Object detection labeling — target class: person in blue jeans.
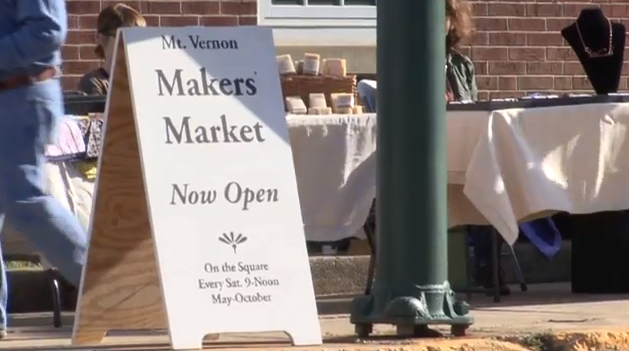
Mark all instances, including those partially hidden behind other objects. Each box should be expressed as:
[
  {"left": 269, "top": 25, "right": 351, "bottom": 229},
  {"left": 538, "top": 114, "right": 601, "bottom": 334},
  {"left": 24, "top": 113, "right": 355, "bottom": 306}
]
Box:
[
  {"left": 357, "top": 0, "right": 509, "bottom": 295},
  {"left": 0, "top": 0, "right": 88, "bottom": 337}
]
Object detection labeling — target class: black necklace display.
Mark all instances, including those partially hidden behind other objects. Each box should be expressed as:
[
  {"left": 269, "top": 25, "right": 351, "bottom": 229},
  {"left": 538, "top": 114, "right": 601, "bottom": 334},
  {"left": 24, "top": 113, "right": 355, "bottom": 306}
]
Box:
[
  {"left": 562, "top": 8, "right": 626, "bottom": 95},
  {"left": 575, "top": 17, "right": 613, "bottom": 58}
]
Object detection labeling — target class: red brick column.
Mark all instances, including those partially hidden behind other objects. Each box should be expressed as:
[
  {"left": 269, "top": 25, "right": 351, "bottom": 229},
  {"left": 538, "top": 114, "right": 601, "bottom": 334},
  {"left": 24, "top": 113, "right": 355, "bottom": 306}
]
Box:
[
  {"left": 62, "top": 0, "right": 257, "bottom": 89},
  {"left": 465, "top": 1, "right": 629, "bottom": 99}
]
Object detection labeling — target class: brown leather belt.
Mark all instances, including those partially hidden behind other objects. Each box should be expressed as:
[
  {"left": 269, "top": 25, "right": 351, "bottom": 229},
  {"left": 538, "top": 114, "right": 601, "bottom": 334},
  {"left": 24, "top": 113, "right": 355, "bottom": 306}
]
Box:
[{"left": 0, "top": 67, "right": 57, "bottom": 93}]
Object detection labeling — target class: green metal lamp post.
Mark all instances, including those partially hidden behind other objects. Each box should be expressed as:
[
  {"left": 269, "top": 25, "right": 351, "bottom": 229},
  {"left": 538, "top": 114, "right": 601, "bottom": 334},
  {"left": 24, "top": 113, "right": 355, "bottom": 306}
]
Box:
[{"left": 349, "top": 0, "right": 474, "bottom": 337}]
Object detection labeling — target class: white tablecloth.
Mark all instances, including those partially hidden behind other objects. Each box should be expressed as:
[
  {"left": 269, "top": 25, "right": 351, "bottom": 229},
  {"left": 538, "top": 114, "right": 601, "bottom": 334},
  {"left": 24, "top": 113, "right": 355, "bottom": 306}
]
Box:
[
  {"left": 291, "top": 103, "right": 629, "bottom": 245},
  {"left": 287, "top": 115, "right": 377, "bottom": 241},
  {"left": 9, "top": 104, "right": 629, "bottom": 250},
  {"left": 464, "top": 103, "right": 629, "bottom": 243}
]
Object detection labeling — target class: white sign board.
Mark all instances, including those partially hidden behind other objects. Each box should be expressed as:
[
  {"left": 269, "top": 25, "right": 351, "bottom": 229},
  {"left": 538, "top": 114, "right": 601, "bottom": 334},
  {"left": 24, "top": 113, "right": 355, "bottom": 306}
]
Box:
[{"left": 120, "top": 27, "right": 321, "bottom": 349}]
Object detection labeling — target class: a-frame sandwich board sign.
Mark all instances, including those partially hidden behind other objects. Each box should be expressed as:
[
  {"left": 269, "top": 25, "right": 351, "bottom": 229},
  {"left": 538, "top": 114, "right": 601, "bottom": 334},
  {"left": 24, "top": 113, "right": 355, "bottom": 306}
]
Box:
[{"left": 72, "top": 26, "right": 322, "bottom": 350}]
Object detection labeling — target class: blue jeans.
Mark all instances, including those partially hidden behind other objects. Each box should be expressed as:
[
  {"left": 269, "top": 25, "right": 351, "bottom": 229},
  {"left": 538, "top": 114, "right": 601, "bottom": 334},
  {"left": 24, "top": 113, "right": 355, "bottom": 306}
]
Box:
[{"left": 0, "top": 78, "right": 88, "bottom": 328}]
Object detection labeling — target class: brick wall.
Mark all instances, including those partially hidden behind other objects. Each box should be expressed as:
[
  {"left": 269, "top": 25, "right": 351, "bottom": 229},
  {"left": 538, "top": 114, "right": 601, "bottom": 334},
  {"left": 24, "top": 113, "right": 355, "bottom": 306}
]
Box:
[
  {"left": 62, "top": 0, "right": 256, "bottom": 89},
  {"left": 464, "top": 1, "right": 629, "bottom": 99},
  {"left": 62, "top": 0, "right": 626, "bottom": 98}
]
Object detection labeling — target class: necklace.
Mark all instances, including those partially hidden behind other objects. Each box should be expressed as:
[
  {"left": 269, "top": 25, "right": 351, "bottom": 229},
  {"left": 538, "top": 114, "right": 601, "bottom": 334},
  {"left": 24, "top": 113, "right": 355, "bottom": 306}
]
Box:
[{"left": 575, "top": 18, "right": 614, "bottom": 58}]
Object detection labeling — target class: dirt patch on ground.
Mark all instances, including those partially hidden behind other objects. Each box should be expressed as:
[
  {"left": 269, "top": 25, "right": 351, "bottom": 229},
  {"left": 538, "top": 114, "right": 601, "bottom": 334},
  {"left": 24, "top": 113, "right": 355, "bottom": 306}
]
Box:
[
  {"left": 330, "top": 338, "right": 533, "bottom": 351},
  {"left": 546, "top": 331, "right": 629, "bottom": 351},
  {"left": 393, "top": 339, "right": 531, "bottom": 350},
  {"left": 337, "top": 331, "right": 629, "bottom": 351},
  {"left": 501, "top": 331, "right": 629, "bottom": 350}
]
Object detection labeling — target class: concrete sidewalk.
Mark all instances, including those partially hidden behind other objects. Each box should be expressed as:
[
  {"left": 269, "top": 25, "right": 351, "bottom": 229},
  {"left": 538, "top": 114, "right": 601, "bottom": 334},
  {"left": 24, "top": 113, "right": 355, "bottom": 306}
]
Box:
[{"left": 2, "top": 283, "right": 629, "bottom": 350}]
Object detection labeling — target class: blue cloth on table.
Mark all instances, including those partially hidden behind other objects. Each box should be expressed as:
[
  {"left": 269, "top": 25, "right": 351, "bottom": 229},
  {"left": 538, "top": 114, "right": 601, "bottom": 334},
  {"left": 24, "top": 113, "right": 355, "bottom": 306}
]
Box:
[{"left": 519, "top": 217, "right": 562, "bottom": 258}]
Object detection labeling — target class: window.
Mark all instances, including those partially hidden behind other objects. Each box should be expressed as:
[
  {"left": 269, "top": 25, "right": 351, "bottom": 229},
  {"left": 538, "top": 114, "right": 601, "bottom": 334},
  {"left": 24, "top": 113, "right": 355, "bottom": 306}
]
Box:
[
  {"left": 260, "top": 0, "right": 376, "bottom": 23},
  {"left": 259, "top": 0, "right": 376, "bottom": 46}
]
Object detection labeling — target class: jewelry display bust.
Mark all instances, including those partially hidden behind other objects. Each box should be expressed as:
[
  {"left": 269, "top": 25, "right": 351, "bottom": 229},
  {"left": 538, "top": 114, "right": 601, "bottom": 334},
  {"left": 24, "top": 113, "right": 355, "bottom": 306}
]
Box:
[{"left": 562, "top": 8, "right": 626, "bottom": 95}]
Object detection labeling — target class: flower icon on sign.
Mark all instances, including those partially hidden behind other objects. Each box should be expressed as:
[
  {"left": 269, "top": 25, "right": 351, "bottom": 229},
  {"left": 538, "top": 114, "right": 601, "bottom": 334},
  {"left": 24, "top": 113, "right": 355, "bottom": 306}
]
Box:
[{"left": 219, "top": 232, "right": 247, "bottom": 253}]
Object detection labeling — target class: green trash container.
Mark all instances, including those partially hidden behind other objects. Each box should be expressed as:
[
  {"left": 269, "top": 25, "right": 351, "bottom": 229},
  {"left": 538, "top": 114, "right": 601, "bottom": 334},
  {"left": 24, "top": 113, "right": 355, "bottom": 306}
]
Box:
[{"left": 448, "top": 227, "right": 469, "bottom": 291}]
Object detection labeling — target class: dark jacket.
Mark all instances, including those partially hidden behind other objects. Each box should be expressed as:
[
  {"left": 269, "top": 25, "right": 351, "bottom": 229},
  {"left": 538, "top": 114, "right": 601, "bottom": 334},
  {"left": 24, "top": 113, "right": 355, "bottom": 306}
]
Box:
[{"left": 447, "top": 50, "right": 478, "bottom": 101}]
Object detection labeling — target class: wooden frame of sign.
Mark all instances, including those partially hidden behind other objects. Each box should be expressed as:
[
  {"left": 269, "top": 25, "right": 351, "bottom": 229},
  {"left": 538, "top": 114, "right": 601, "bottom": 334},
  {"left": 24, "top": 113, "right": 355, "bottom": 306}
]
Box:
[
  {"left": 72, "top": 27, "right": 322, "bottom": 350},
  {"left": 71, "top": 36, "right": 170, "bottom": 346}
]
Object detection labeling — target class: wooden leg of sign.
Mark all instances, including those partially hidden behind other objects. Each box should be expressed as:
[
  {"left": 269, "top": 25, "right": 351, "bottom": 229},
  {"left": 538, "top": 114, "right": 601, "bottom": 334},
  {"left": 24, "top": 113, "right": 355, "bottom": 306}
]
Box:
[
  {"left": 73, "top": 329, "right": 108, "bottom": 345},
  {"left": 72, "top": 41, "right": 167, "bottom": 346},
  {"left": 286, "top": 329, "right": 324, "bottom": 346}
]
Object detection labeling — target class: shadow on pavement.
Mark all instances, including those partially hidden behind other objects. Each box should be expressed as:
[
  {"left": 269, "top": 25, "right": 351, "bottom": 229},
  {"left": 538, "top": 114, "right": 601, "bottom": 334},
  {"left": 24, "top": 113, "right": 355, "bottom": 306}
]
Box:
[{"left": 466, "top": 282, "right": 629, "bottom": 309}]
